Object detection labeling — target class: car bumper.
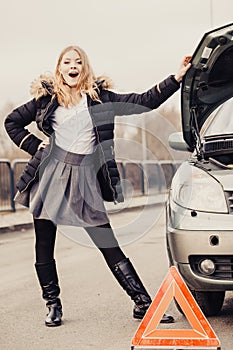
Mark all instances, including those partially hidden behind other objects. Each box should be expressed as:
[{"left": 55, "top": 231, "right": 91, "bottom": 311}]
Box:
[
  {"left": 167, "top": 202, "right": 233, "bottom": 290},
  {"left": 166, "top": 200, "right": 233, "bottom": 291},
  {"left": 176, "top": 262, "right": 233, "bottom": 291}
]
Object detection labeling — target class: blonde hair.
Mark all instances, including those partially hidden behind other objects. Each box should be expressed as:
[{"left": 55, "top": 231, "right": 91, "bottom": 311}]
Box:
[
  {"left": 30, "top": 45, "right": 113, "bottom": 107},
  {"left": 54, "top": 45, "right": 113, "bottom": 107}
]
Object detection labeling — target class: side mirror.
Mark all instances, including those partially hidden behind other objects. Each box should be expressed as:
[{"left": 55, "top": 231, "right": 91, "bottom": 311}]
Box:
[{"left": 168, "top": 132, "right": 190, "bottom": 152}]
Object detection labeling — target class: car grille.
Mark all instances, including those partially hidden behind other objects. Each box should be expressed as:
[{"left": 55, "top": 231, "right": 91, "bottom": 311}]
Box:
[
  {"left": 189, "top": 255, "right": 233, "bottom": 280},
  {"left": 203, "top": 138, "right": 233, "bottom": 155},
  {"left": 224, "top": 191, "right": 233, "bottom": 213}
]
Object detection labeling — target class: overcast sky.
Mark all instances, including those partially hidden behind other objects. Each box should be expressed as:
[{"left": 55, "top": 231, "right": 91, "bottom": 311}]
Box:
[{"left": 0, "top": 0, "right": 233, "bottom": 109}]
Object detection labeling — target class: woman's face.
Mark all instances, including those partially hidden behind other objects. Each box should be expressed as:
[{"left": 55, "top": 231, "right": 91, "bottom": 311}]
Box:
[{"left": 59, "top": 49, "right": 82, "bottom": 88}]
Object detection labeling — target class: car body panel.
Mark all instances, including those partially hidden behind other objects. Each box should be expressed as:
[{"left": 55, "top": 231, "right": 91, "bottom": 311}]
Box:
[
  {"left": 211, "top": 170, "right": 233, "bottom": 190},
  {"left": 167, "top": 226, "right": 233, "bottom": 263}
]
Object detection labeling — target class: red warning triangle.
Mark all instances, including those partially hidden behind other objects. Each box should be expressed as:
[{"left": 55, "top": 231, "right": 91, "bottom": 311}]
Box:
[{"left": 131, "top": 266, "right": 221, "bottom": 349}]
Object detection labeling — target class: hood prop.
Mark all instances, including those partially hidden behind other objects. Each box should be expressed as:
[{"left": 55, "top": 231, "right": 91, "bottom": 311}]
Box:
[{"left": 190, "top": 107, "right": 203, "bottom": 160}]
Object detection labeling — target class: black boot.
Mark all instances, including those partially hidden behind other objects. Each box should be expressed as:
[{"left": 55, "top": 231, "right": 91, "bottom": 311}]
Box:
[
  {"left": 35, "top": 259, "right": 63, "bottom": 327},
  {"left": 112, "top": 258, "right": 174, "bottom": 323}
]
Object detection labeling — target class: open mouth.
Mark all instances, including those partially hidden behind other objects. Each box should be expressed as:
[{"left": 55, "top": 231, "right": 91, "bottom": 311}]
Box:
[{"left": 68, "top": 72, "right": 79, "bottom": 78}]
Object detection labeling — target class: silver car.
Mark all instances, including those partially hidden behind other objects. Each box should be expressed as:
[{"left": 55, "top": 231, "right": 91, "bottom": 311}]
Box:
[{"left": 166, "top": 23, "right": 233, "bottom": 316}]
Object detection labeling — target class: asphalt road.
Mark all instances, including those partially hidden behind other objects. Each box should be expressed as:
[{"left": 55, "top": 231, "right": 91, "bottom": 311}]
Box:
[{"left": 1, "top": 205, "right": 233, "bottom": 350}]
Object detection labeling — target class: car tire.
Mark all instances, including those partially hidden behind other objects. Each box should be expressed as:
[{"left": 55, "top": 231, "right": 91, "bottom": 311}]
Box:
[
  {"left": 191, "top": 290, "right": 225, "bottom": 316},
  {"left": 174, "top": 290, "right": 225, "bottom": 316},
  {"left": 174, "top": 299, "right": 184, "bottom": 315}
]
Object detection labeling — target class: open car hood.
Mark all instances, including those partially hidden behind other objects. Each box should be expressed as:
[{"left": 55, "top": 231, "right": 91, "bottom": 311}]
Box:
[{"left": 181, "top": 23, "right": 233, "bottom": 151}]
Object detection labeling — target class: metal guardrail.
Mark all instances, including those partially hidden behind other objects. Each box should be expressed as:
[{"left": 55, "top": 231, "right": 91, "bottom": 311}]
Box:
[
  {"left": 0, "top": 159, "right": 15, "bottom": 212},
  {"left": 0, "top": 158, "right": 182, "bottom": 212}
]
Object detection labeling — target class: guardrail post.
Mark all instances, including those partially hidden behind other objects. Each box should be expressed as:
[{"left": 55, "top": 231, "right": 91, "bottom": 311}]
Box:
[
  {"left": 140, "top": 163, "right": 145, "bottom": 195},
  {"left": 9, "top": 164, "right": 16, "bottom": 212}
]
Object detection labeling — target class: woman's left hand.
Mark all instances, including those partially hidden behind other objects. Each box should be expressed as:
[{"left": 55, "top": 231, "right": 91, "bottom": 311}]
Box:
[
  {"left": 37, "top": 137, "right": 50, "bottom": 150},
  {"left": 174, "top": 56, "right": 192, "bottom": 83}
]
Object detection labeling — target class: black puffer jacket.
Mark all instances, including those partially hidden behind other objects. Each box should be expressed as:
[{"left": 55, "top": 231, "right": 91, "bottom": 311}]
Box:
[{"left": 4, "top": 76, "right": 180, "bottom": 202}]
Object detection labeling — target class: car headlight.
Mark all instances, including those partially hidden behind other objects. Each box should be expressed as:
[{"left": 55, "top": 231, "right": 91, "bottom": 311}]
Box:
[{"left": 171, "top": 162, "right": 228, "bottom": 213}]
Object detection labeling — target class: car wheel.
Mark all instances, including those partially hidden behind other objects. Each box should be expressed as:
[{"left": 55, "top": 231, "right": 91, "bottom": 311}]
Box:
[
  {"left": 174, "top": 290, "right": 225, "bottom": 316},
  {"left": 174, "top": 299, "right": 184, "bottom": 315},
  {"left": 191, "top": 290, "right": 225, "bottom": 316}
]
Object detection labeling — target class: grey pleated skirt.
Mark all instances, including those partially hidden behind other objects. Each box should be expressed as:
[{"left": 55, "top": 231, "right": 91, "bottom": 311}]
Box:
[{"left": 15, "top": 145, "right": 109, "bottom": 227}]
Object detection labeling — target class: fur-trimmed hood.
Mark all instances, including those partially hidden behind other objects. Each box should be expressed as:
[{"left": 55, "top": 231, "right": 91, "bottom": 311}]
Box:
[
  {"left": 30, "top": 74, "right": 114, "bottom": 99},
  {"left": 30, "top": 74, "right": 55, "bottom": 99}
]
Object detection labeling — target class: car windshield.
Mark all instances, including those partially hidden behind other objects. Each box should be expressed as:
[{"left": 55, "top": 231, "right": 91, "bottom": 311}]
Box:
[{"left": 203, "top": 97, "right": 233, "bottom": 137}]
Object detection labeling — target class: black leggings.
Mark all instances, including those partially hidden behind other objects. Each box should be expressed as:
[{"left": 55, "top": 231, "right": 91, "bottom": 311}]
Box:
[{"left": 34, "top": 219, "right": 126, "bottom": 269}]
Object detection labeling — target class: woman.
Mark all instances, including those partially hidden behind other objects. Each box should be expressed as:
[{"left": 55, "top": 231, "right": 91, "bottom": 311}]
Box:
[{"left": 5, "top": 46, "right": 191, "bottom": 327}]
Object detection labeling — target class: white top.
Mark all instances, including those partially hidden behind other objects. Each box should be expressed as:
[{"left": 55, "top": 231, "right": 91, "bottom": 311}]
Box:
[{"left": 51, "top": 93, "right": 96, "bottom": 154}]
